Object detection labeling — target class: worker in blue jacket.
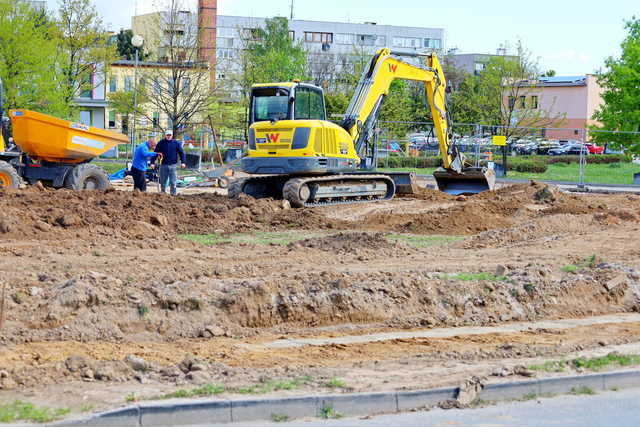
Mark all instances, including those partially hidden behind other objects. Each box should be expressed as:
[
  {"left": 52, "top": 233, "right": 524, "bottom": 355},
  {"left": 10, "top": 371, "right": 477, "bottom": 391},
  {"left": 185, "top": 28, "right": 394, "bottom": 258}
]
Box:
[
  {"left": 154, "top": 129, "right": 186, "bottom": 195},
  {"left": 131, "top": 137, "right": 159, "bottom": 192}
]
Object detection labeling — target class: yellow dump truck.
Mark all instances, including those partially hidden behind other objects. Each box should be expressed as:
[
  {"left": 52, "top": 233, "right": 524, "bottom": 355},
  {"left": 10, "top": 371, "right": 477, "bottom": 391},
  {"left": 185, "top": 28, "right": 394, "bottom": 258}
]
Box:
[{"left": 0, "top": 109, "right": 128, "bottom": 190}]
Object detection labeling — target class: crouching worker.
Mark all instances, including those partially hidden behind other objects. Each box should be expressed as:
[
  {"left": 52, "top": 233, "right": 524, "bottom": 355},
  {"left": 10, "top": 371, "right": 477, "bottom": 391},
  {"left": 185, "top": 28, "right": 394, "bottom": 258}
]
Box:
[{"left": 131, "top": 137, "right": 159, "bottom": 192}]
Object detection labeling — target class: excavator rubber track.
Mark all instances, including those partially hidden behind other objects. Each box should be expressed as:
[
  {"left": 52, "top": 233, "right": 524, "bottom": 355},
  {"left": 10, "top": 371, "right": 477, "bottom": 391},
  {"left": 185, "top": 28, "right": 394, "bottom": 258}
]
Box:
[{"left": 230, "top": 174, "right": 396, "bottom": 208}]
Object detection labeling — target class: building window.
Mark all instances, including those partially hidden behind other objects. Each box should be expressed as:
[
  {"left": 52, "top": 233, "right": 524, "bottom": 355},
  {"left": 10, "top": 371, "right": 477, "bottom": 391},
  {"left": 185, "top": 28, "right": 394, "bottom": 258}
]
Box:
[
  {"left": 218, "top": 37, "right": 234, "bottom": 48},
  {"left": 424, "top": 38, "right": 442, "bottom": 49},
  {"left": 241, "top": 28, "right": 261, "bottom": 40},
  {"left": 79, "top": 110, "right": 92, "bottom": 126},
  {"left": 153, "top": 112, "right": 160, "bottom": 128},
  {"left": 392, "top": 36, "right": 421, "bottom": 48},
  {"left": 80, "top": 73, "right": 93, "bottom": 98},
  {"left": 167, "top": 117, "right": 173, "bottom": 130},
  {"left": 518, "top": 95, "right": 526, "bottom": 109},
  {"left": 121, "top": 116, "right": 129, "bottom": 134},
  {"left": 474, "top": 62, "right": 485, "bottom": 75},
  {"left": 124, "top": 76, "right": 133, "bottom": 92},
  {"left": 376, "top": 35, "right": 386, "bottom": 46},
  {"left": 289, "top": 30, "right": 295, "bottom": 40},
  {"left": 216, "top": 27, "right": 237, "bottom": 38},
  {"left": 357, "top": 34, "right": 376, "bottom": 46},
  {"left": 335, "top": 33, "right": 354, "bottom": 44},
  {"left": 508, "top": 96, "right": 516, "bottom": 109},
  {"left": 531, "top": 95, "right": 538, "bottom": 109},
  {"left": 304, "top": 32, "right": 333, "bottom": 43},
  {"left": 108, "top": 110, "right": 116, "bottom": 128},
  {"left": 153, "top": 78, "right": 161, "bottom": 95},
  {"left": 109, "top": 77, "right": 117, "bottom": 92},
  {"left": 182, "top": 77, "right": 190, "bottom": 95},
  {"left": 216, "top": 48, "right": 234, "bottom": 59}
]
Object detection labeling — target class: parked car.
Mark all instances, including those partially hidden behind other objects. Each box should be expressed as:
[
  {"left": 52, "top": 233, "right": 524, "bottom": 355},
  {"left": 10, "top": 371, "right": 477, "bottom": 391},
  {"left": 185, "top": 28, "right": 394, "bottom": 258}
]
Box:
[
  {"left": 584, "top": 143, "right": 604, "bottom": 154},
  {"left": 537, "top": 140, "right": 560, "bottom": 155},
  {"left": 549, "top": 144, "right": 589, "bottom": 156}
]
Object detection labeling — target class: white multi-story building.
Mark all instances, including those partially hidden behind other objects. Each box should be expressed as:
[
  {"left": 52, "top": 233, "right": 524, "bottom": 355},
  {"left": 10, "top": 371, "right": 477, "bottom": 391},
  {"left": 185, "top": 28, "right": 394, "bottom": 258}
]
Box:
[{"left": 216, "top": 16, "right": 445, "bottom": 94}]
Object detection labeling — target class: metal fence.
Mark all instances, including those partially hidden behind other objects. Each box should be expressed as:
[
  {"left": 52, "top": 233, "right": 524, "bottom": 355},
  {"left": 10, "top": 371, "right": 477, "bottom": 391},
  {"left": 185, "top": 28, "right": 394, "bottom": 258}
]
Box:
[{"left": 375, "top": 120, "right": 640, "bottom": 187}]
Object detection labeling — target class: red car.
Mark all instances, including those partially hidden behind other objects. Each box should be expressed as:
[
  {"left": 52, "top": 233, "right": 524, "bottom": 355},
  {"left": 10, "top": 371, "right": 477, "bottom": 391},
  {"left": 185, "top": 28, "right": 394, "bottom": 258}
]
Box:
[{"left": 584, "top": 143, "right": 604, "bottom": 154}]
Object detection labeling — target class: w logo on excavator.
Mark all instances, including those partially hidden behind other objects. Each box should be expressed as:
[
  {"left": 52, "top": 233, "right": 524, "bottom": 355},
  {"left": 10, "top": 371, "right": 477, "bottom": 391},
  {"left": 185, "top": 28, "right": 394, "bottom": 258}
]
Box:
[
  {"left": 388, "top": 64, "right": 398, "bottom": 73},
  {"left": 266, "top": 133, "right": 280, "bottom": 143}
]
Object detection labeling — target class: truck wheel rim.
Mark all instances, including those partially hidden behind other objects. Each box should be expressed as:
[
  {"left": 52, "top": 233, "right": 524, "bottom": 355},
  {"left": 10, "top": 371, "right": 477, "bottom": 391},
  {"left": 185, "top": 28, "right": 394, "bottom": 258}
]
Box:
[
  {"left": 0, "top": 173, "right": 11, "bottom": 188},
  {"left": 84, "top": 178, "right": 99, "bottom": 190}
]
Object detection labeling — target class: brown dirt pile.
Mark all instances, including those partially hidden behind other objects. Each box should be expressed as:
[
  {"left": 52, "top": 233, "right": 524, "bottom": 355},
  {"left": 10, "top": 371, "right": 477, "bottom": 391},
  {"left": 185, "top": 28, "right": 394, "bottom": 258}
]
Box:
[
  {"left": 360, "top": 182, "right": 639, "bottom": 235},
  {"left": 0, "top": 187, "right": 348, "bottom": 240},
  {"left": 3, "top": 260, "right": 638, "bottom": 347}
]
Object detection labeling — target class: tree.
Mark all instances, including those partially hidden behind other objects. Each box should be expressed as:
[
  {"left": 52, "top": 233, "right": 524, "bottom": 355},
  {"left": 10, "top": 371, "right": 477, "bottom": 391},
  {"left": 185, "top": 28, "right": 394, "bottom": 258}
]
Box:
[
  {"left": 0, "top": 0, "right": 68, "bottom": 116},
  {"left": 541, "top": 70, "right": 556, "bottom": 77},
  {"left": 115, "top": 29, "right": 150, "bottom": 61},
  {"left": 450, "top": 41, "right": 565, "bottom": 139},
  {"left": 56, "top": 0, "right": 116, "bottom": 108},
  {"left": 240, "top": 17, "right": 307, "bottom": 87},
  {"left": 591, "top": 17, "right": 640, "bottom": 153}
]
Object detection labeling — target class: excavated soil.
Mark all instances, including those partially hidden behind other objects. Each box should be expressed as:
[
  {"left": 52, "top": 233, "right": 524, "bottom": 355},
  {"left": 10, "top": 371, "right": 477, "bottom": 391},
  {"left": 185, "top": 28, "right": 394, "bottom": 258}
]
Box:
[{"left": 0, "top": 181, "right": 640, "bottom": 416}]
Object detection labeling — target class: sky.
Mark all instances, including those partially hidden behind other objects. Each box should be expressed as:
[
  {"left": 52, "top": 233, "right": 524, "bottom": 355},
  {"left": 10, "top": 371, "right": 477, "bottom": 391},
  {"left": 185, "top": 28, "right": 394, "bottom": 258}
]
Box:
[{"left": 45, "top": 0, "right": 638, "bottom": 75}]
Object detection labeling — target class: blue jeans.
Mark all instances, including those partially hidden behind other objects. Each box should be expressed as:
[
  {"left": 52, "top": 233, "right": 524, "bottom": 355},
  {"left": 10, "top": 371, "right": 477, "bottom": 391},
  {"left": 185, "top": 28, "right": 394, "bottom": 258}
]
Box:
[{"left": 159, "top": 164, "right": 178, "bottom": 195}]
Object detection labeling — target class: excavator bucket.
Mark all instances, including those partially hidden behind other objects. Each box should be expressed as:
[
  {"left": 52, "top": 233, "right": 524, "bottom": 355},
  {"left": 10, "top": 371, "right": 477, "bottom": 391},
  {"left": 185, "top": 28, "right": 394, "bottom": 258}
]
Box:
[
  {"left": 433, "top": 168, "right": 496, "bottom": 195},
  {"left": 384, "top": 171, "right": 418, "bottom": 194}
]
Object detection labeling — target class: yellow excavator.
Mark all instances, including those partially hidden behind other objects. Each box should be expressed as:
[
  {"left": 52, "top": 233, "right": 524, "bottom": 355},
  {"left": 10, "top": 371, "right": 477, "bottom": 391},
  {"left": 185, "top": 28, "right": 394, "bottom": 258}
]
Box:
[{"left": 229, "top": 48, "right": 495, "bottom": 207}]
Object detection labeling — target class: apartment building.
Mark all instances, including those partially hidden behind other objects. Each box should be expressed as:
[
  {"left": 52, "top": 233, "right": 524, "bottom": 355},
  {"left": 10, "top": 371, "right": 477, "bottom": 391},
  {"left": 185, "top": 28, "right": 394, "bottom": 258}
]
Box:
[
  {"left": 216, "top": 16, "right": 444, "bottom": 93},
  {"left": 450, "top": 52, "right": 519, "bottom": 75},
  {"left": 510, "top": 75, "right": 604, "bottom": 140}
]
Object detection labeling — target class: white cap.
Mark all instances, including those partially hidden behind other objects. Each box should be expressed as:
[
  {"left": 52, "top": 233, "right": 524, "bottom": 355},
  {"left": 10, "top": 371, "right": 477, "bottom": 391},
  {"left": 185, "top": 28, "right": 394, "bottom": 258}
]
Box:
[{"left": 165, "top": 130, "right": 174, "bottom": 136}]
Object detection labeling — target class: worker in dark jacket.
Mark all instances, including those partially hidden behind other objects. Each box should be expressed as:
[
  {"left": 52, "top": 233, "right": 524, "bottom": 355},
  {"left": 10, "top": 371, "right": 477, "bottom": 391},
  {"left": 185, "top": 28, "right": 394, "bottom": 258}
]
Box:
[
  {"left": 131, "top": 137, "right": 159, "bottom": 192},
  {"left": 154, "top": 129, "right": 186, "bottom": 195}
]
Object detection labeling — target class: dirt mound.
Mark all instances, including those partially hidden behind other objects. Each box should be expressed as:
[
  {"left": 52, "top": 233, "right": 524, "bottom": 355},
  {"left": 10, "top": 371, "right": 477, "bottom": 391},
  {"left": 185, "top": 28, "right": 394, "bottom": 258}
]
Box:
[
  {"left": 358, "top": 182, "right": 639, "bottom": 235},
  {"left": 404, "top": 186, "right": 457, "bottom": 202},
  {"left": 290, "top": 232, "right": 412, "bottom": 257},
  {"left": 0, "top": 187, "right": 349, "bottom": 241}
]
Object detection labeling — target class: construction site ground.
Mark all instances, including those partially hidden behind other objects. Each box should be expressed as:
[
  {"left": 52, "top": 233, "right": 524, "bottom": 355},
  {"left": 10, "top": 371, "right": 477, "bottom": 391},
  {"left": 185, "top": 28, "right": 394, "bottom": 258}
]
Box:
[{"left": 0, "top": 181, "right": 639, "bottom": 421}]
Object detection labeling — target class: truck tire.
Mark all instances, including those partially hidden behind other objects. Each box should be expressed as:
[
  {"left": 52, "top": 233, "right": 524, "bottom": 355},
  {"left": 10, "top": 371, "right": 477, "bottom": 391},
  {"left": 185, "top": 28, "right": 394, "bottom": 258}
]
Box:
[
  {"left": 64, "top": 163, "right": 110, "bottom": 190},
  {"left": 217, "top": 176, "right": 229, "bottom": 189},
  {"left": 227, "top": 178, "right": 246, "bottom": 199},
  {"left": 0, "top": 160, "right": 21, "bottom": 189}
]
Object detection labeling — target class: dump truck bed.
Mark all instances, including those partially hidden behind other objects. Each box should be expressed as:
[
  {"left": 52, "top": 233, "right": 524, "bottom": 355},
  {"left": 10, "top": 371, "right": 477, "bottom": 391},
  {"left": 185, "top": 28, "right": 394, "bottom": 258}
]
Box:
[{"left": 9, "top": 109, "right": 128, "bottom": 164}]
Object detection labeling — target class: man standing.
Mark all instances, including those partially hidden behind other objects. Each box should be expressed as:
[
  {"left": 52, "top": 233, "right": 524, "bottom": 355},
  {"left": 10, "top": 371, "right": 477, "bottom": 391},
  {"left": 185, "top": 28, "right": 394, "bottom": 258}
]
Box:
[
  {"left": 155, "top": 129, "right": 186, "bottom": 195},
  {"left": 131, "top": 137, "right": 159, "bottom": 192}
]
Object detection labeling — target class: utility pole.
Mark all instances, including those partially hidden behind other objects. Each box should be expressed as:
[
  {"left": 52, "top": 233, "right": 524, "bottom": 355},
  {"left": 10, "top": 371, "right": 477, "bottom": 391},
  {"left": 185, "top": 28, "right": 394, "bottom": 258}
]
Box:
[{"left": 290, "top": 0, "right": 294, "bottom": 20}]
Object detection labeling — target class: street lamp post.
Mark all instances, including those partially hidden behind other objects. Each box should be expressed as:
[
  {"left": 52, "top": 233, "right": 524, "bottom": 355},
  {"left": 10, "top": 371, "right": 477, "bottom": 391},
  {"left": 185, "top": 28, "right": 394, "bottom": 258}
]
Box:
[{"left": 131, "top": 34, "right": 144, "bottom": 159}]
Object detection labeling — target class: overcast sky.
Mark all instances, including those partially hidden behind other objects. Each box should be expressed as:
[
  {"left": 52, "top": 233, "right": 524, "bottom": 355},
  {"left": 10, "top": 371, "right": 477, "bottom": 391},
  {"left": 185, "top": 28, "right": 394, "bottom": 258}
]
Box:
[{"left": 45, "top": 0, "right": 637, "bottom": 75}]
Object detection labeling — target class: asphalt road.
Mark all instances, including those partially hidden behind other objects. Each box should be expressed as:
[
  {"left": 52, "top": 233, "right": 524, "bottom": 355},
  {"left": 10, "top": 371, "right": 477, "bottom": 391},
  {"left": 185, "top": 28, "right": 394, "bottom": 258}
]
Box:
[{"left": 219, "top": 387, "right": 640, "bottom": 427}]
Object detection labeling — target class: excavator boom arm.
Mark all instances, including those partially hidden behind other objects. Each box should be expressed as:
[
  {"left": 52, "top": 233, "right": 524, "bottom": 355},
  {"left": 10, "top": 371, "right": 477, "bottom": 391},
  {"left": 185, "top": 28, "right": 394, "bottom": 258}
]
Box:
[{"left": 341, "top": 48, "right": 462, "bottom": 172}]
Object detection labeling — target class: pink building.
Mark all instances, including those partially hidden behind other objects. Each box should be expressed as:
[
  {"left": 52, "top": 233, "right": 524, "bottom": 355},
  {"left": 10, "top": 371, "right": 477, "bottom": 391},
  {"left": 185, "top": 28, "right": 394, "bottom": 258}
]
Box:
[{"left": 512, "top": 75, "right": 604, "bottom": 141}]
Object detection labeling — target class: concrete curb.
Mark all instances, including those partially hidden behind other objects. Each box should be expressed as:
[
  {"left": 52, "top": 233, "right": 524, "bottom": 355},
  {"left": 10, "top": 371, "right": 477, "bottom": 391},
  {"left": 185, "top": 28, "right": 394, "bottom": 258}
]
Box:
[{"left": 49, "top": 369, "right": 640, "bottom": 426}]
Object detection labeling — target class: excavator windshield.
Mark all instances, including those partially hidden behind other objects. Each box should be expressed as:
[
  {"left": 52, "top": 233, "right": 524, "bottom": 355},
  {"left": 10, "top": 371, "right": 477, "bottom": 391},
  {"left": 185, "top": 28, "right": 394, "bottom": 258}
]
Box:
[{"left": 250, "top": 87, "right": 290, "bottom": 124}]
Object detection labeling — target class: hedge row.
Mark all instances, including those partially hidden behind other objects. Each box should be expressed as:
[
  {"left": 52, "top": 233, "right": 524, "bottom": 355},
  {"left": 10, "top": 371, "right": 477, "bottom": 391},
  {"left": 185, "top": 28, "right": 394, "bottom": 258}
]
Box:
[
  {"left": 523, "top": 154, "right": 631, "bottom": 165},
  {"left": 377, "top": 156, "right": 548, "bottom": 173}
]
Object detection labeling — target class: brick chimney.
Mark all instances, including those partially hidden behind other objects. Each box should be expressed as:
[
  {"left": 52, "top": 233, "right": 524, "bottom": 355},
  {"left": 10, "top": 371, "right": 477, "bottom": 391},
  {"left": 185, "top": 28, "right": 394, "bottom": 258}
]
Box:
[{"left": 198, "top": 0, "right": 217, "bottom": 87}]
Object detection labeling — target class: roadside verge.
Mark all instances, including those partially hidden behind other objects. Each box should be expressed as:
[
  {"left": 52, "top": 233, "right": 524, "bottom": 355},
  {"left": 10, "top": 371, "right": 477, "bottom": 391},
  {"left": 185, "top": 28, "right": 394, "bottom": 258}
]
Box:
[{"left": 50, "top": 369, "right": 640, "bottom": 426}]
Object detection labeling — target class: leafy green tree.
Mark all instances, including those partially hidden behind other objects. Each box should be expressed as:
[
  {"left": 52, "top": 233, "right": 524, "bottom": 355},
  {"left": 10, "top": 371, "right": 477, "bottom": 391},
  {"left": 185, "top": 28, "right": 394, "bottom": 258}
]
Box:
[
  {"left": 241, "top": 17, "right": 307, "bottom": 86},
  {"left": 115, "top": 29, "right": 150, "bottom": 61},
  {"left": 0, "top": 0, "right": 67, "bottom": 116},
  {"left": 450, "top": 41, "right": 565, "bottom": 139},
  {"left": 55, "top": 0, "right": 116, "bottom": 108},
  {"left": 591, "top": 17, "right": 640, "bottom": 153}
]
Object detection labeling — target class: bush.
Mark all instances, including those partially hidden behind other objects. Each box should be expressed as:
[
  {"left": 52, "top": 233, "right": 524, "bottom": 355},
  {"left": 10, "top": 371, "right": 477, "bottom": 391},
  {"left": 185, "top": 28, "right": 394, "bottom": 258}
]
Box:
[
  {"left": 525, "top": 154, "right": 631, "bottom": 165},
  {"left": 493, "top": 158, "right": 548, "bottom": 173},
  {"left": 377, "top": 156, "right": 442, "bottom": 169}
]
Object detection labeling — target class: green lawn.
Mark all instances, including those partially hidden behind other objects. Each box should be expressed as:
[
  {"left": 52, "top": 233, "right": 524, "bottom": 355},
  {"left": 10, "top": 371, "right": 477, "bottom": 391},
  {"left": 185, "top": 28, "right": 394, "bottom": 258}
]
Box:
[
  {"left": 180, "top": 232, "right": 463, "bottom": 249},
  {"left": 382, "top": 162, "right": 639, "bottom": 185}
]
